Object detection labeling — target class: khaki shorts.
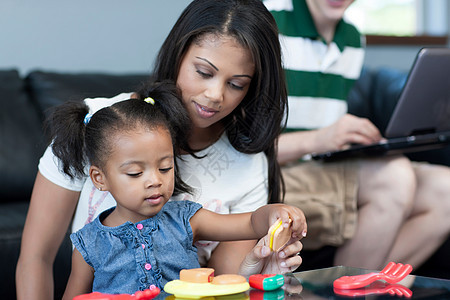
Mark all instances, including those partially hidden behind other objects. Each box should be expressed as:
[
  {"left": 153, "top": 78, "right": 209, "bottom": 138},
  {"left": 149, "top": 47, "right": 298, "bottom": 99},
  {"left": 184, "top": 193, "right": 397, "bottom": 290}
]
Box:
[{"left": 282, "top": 159, "right": 359, "bottom": 250}]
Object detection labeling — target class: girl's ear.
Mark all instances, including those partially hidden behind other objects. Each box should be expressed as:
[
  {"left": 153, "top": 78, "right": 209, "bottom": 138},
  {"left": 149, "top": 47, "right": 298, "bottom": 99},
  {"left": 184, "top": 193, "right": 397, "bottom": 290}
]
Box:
[{"left": 90, "top": 166, "right": 107, "bottom": 191}]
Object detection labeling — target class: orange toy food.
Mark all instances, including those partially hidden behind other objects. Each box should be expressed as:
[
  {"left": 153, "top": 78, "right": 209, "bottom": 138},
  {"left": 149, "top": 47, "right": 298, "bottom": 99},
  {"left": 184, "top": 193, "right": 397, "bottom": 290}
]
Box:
[
  {"left": 180, "top": 268, "right": 215, "bottom": 283},
  {"left": 212, "top": 274, "right": 247, "bottom": 285},
  {"left": 269, "top": 218, "right": 292, "bottom": 252}
]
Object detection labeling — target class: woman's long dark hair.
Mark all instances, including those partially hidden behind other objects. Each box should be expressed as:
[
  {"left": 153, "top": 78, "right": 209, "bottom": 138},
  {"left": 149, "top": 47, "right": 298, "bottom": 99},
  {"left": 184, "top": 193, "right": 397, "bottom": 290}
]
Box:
[{"left": 152, "top": 0, "right": 287, "bottom": 203}]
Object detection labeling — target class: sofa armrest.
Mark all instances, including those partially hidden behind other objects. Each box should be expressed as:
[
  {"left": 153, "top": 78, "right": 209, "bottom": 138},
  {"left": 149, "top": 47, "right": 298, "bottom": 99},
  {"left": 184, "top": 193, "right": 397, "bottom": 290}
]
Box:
[{"left": 0, "top": 70, "right": 45, "bottom": 203}]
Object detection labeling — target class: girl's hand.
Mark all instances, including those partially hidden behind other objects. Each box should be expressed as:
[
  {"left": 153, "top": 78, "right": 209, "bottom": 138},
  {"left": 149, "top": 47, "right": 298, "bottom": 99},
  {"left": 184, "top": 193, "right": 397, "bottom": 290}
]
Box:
[
  {"left": 238, "top": 234, "right": 303, "bottom": 276},
  {"left": 268, "top": 204, "right": 307, "bottom": 241}
]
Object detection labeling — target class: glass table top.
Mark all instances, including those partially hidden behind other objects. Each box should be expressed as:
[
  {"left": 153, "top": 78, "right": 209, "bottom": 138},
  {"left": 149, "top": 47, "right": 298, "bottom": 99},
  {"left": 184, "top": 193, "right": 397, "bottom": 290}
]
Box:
[
  {"left": 158, "top": 266, "right": 450, "bottom": 299},
  {"left": 289, "top": 266, "right": 450, "bottom": 299}
]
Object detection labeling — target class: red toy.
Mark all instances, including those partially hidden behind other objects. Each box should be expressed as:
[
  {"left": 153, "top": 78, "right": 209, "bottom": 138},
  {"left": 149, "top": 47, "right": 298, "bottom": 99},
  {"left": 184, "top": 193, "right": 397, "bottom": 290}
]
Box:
[
  {"left": 72, "top": 286, "right": 160, "bottom": 300},
  {"left": 334, "top": 281, "right": 413, "bottom": 298},
  {"left": 249, "top": 274, "right": 284, "bottom": 291},
  {"left": 333, "top": 262, "right": 413, "bottom": 290}
]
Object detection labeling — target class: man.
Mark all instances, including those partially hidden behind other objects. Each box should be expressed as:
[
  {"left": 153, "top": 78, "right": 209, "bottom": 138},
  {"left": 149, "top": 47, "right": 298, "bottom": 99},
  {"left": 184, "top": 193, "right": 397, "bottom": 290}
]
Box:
[{"left": 265, "top": 0, "right": 450, "bottom": 270}]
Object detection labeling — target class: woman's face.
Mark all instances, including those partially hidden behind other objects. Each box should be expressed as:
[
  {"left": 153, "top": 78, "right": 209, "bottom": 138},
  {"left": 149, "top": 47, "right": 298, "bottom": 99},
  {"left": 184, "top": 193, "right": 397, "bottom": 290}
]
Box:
[{"left": 176, "top": 34, "right": 255, "bottom": 130}]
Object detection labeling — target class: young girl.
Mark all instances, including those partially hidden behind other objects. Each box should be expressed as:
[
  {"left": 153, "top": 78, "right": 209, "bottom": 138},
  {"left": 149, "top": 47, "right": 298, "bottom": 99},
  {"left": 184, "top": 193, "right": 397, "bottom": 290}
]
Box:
[
  {"left": 17, "top": 1, "right": 300, "bottom": 298},
  {"left": 49, "top": 82, "right": 306, "bottom": 298}
]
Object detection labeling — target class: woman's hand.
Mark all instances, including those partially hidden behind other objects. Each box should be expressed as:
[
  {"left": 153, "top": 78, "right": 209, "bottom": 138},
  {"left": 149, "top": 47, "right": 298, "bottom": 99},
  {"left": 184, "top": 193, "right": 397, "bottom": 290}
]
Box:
[{"left": 238, "top": 234, "right": 303, "bottom": 276}]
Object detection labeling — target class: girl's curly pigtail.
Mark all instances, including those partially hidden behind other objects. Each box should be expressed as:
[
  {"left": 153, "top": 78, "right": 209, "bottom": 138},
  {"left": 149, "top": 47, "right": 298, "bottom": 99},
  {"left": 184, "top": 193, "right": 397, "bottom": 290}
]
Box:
[{"left": 45, "top": 101, "right": 90, "bottom": 179}]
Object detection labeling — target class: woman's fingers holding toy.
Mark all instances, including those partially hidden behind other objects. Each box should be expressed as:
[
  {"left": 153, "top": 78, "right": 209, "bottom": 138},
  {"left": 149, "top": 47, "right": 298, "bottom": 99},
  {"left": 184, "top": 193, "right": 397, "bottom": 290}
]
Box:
[
  {"left": 278, "top": 240, "right": 303, "bottom": 273},
  {"left": 279, "top": 239, "right": 303, "bottom": 259},
  {"left": 238, "top": 235, "right": 272, "bottom": 277}
]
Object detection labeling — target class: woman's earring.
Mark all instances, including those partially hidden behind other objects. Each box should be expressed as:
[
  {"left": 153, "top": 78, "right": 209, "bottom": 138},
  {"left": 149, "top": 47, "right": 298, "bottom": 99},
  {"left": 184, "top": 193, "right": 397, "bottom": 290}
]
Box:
[{"left": 98, "top": 187, "right": 102, "bottom": 191}]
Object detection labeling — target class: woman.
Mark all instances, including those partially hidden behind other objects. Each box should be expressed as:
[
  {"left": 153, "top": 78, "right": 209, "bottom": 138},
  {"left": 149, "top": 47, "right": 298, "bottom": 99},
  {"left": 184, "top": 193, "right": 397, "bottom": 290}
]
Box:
[{"left": 16, "top": 1, "right": 303, "bottom": 299}]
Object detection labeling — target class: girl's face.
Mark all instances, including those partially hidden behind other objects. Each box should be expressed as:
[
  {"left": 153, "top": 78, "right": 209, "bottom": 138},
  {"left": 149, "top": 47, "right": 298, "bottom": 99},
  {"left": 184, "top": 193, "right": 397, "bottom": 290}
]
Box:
[
  {"left": 176, "top": 34, "right": 255, "bottom": 131},
  {"left": 95, "top": 125, "right": 175, "bottom": 223}
]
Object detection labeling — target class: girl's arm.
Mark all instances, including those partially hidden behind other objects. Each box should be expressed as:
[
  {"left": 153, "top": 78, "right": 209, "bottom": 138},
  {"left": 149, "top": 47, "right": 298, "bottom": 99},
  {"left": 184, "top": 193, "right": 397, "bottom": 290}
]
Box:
[
  {"left": 62, "top": 249, "right": 94, "bottom": 300},
  {"left": 16, "top": 172, "right": 80, "bottom": 300},
  {"left": 191, "top": 204, "right": 306, "bottom": 244},
  {"left": 190, "top": 210, "right": 255, "bottom": 242}
]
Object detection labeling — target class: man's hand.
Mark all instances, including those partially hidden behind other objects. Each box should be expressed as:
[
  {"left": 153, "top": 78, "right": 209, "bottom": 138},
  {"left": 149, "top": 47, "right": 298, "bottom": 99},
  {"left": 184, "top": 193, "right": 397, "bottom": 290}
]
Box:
[{"left": 314, "top": 114, "right": 382, "bottom": 153}]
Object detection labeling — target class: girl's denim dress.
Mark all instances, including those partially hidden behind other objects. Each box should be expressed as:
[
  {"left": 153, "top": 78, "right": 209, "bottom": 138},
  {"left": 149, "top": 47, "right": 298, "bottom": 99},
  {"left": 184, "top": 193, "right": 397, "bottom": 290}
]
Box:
[{"left": 70, "top": 200, "right": 202, "bottom": 294}]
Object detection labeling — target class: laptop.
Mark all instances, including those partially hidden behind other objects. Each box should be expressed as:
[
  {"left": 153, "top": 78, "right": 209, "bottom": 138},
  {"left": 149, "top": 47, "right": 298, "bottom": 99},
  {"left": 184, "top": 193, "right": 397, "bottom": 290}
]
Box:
[{"left": 312, "top": 47, "right": 450, "bottom": 162}]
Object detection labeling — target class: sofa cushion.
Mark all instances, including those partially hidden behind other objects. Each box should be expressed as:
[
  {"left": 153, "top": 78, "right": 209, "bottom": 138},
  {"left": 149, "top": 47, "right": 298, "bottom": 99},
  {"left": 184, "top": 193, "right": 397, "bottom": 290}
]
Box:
[
  {"left": 347, "top": 67, "right": 376, "bottom": 120},
  {"left": 26, "top": 70, "right": 151, "bottom": 120},
  {"left": 0, "top": 70, "right": 45, "bottom": 203},
  {"left": 348, "top": 67, "right": 407, "bottom": 130},
  {"left": 0, "top": 202, "right": 72, "bottom": 299},
  {"left": 369, "top": 67, "right": 407, "bottom": 133}
]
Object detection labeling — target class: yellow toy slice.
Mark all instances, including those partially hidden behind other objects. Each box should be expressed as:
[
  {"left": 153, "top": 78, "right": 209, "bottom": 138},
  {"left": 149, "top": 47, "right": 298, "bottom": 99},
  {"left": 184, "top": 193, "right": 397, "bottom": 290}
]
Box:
[
  {"left": 164, "top": 269, "right": 250, "bottom": 299},
  {"left": 164, "top": 280, "right": 249, "bottom": 299},
  {"left": 268, "top": 218, "right": 292, "bottom": 252}
]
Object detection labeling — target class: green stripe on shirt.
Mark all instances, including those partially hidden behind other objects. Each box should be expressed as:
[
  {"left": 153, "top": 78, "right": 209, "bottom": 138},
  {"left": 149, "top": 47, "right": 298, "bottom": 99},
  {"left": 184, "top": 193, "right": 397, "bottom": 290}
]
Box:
[{"left": 286, "top": 70, "right": 357, "bottom": 100}]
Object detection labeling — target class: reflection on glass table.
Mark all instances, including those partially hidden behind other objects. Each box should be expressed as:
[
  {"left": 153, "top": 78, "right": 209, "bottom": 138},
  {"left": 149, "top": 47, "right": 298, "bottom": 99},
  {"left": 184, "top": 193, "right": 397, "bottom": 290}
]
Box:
[
  {"left": 289, "top": 266, "right": 450, "bottom": 299},
  {"left": 155, "top": 266, "right": 450, "bottom": 300}
]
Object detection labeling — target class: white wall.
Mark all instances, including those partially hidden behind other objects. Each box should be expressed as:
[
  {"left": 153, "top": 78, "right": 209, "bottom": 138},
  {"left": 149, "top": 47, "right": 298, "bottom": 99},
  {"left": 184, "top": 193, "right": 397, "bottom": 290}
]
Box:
[
  {"left": 0, "top": 0, "right": 191, "bottom": 75},
  {"left": 1, "top": 0, "right": 448, "bottom": 76},
  {"left": 364, "top": 0, "right": 450, "bottom": 72},
  {"left": 365, "top": 46, "right": 433, "bottom": 72}
]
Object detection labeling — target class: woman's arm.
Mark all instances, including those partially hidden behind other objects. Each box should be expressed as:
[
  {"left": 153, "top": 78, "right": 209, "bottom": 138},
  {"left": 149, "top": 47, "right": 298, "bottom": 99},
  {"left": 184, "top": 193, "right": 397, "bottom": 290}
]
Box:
[
  {"left": 62, "top": 249, "right": 94, "bottom": 300},
  {"left": 208, "top": 238, "right": 303, "bottom": 275},
  {"left": 208, "top": 240, "right": 257, "bottom": 274},
  {"left": 16, "top": 172, "right": 80, "bottom": 300}
]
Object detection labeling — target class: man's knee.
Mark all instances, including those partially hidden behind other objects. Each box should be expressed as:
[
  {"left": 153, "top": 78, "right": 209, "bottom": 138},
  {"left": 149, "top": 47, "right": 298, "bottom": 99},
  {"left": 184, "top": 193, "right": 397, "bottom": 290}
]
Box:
[{"left": 359, "top": 156, "right": 416, "bottom": 213}]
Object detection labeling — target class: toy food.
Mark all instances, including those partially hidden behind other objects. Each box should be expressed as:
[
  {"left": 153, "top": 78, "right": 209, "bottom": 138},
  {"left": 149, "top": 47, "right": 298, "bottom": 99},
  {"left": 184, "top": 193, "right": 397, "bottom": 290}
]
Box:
[
  {"left": 180, "top": 267, "right": 215, "bottom": 283},
  {"left": 164, "top": 268, "right": 250, "bottom": 299},
  {"left": 249, "top": 274, "right": 284, "bottom": 291},
  {"left": 268, "top": 218, "right": 292, "bottom": 252},
  {"left": 212, "top": 274, "right": 247, "bottom": 285},
  {"left": 72, "top": 286, "right": 160, "bottom": 300}
]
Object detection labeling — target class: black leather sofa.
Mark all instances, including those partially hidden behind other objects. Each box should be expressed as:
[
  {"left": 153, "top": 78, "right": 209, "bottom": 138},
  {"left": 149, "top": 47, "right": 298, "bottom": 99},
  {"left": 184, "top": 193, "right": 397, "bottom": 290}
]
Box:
[
  {"left": 0, "top": 69, "right": 149, "bottom": 299},
  {"left": 1, "top": 68, "right": 449, "bottom": 299}
]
